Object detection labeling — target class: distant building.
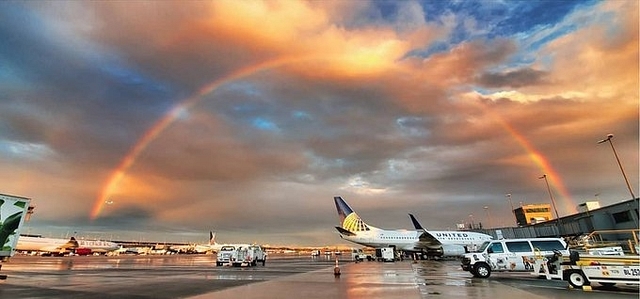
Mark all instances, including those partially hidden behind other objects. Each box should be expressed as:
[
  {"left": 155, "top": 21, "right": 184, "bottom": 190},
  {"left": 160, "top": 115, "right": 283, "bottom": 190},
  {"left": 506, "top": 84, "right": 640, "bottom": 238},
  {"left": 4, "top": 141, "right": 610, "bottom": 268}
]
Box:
[
  {"left": 514, "top": 203, "right": 552, "bottom": 225},
  {"left": 577, "top": 201, "right": 601, "bottom": 212}
]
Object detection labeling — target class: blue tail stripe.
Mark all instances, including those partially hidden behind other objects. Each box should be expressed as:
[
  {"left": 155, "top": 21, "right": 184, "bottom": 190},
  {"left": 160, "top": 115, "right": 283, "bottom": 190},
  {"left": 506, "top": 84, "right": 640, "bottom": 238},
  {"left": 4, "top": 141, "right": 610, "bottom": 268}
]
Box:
[{"left": 334, "top": 196, "right": 354, "bottom": 222}]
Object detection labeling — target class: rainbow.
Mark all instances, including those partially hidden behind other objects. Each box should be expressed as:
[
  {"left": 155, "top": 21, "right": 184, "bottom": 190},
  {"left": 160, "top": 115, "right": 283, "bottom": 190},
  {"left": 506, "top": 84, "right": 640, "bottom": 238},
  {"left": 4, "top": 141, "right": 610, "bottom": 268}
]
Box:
[
  {"left": 90, "top": 56, "right": 316, "bottom": 220},
  {"left": 486, "top": 105, "right": 577, "bottom": 215},
  {"left": 90, "top": 56, "right": 577, "bottom": 219}
]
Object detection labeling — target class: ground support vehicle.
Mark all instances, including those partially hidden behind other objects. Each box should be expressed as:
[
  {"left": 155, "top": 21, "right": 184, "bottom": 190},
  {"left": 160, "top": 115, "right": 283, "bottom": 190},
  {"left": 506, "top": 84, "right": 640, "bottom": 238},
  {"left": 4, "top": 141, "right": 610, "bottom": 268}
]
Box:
[
  {"left": 533, "top": 250, "right": 640, "bottom": 290},
  {"left": 375, "top": 247, "right": 395, "bottom": 262},
  {"left": 0, "top": 193, "right": 33, "bottom": 280},
  {"left": 461, "top": 237, "right": 569, "bottom": 278},
  {"left": 247, "top": 245, "right": 267, "bottom": 266},
  {"left": 216, "top": 245, "right": 237, "bottom": 266},
  {"left": 230, "top": 245, "right": 267, "bottom": 267},
  {"left": 351, "top": 248, "right": 373, "bottom": 262}
]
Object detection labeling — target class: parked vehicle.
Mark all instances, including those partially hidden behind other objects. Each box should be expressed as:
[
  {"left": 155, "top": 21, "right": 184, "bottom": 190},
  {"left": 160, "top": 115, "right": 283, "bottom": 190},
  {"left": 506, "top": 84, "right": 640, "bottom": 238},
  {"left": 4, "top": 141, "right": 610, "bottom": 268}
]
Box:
[
  {"left": 351, "top": 248, "right": 373, "bottom": 261},
  {"left": 230, "top": 245, "right": 267, "bottom": 267},
  {"left": 533, "top": 250, "right": 640, "bottom": 288},
  {"left": 375, "top": 247, "right": 395, "bottom": 262},
  {"left": 216, "top": 245, "right": 237, "bottom": 266},
  {"left": 247, "top": 245, "right": 267, "bottom": 266},
  {"left": 460, "top": 237, "right": 569, "bottom": 278}
]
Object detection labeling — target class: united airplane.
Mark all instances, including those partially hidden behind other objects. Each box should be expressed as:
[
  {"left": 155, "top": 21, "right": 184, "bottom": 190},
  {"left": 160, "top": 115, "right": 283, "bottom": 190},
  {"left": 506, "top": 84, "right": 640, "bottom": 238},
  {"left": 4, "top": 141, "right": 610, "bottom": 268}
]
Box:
[{"left": 334, "top": 196, "right": 492, "bottom": 258}]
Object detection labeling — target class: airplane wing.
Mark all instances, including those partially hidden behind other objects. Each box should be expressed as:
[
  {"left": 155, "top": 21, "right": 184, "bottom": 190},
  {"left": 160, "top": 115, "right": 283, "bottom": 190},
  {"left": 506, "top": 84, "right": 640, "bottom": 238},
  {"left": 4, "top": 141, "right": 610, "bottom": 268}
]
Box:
[{"left": 409, "top": 214, "right": 442, "bottom": 247}]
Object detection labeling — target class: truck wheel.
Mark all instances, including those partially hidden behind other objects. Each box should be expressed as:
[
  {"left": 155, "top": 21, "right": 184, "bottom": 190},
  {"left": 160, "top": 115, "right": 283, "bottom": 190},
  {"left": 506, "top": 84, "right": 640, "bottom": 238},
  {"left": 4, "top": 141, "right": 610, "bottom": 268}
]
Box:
[
  {"left": 216, "top": 262, "right": 221, "bottom": 266},
  {"left": 473, "top": 263, "right": 491, "bottom": 278},
  {"left": 567, "top": 271, "right": 589, "bottom": 288}
]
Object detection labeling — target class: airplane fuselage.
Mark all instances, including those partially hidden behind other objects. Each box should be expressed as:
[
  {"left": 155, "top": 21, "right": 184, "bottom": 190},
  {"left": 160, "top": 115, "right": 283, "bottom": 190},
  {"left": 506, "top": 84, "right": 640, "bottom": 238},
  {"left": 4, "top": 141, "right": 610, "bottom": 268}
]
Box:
[
  {"left": 340, "top": 227, "right": 491, "bottom": 252},
  {"left": 17, "top": 235, "right": 119, "bottom": 253}
]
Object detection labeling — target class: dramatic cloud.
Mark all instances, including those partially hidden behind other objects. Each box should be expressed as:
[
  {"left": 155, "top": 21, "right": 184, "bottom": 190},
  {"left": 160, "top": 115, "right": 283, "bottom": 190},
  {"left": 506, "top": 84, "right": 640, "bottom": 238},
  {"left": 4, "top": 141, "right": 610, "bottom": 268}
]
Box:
[{"left": 0, "top": 0, "right": 637, "bottom": 245}]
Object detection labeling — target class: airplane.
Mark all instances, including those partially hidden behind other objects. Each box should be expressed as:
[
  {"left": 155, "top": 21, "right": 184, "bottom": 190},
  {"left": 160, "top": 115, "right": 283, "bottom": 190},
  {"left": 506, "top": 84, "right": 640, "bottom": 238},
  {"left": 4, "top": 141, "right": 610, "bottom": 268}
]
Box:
[
  {"left": 182, "top": 231, "right": 252, "bottom": 254},
  {"left": 191, "top": 231, "right": 221, "bottom": 253},
  {"left": 333, "top": 196, "right": 493, "bottom": 258},
  {"left": 16, "top": 234, "right": 120, "bottom": 256}
]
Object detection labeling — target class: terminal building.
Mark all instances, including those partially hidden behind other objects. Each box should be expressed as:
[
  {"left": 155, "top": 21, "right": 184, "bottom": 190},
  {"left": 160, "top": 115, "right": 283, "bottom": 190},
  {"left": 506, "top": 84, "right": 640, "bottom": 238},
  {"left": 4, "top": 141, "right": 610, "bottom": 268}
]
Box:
[
  {"left": 476, "top": 198, "right": 639, "bottom": 250},
  {"left": 514, "top": 203, "right": 552, "bottom": 225}
]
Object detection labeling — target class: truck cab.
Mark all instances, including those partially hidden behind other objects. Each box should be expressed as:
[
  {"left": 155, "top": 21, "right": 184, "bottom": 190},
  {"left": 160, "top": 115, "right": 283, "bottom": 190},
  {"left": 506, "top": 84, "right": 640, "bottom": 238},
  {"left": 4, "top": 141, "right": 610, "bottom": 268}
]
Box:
[{"left": 461, "top": 237, "right": 569, "bottom": 278}]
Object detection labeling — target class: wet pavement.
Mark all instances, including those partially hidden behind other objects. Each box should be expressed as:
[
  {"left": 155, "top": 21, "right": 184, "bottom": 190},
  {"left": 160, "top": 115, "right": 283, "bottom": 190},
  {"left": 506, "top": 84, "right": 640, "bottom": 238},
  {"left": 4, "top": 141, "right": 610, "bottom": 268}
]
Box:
[{"left": 0, "top": 254, "right": 637, "bottom": 298}]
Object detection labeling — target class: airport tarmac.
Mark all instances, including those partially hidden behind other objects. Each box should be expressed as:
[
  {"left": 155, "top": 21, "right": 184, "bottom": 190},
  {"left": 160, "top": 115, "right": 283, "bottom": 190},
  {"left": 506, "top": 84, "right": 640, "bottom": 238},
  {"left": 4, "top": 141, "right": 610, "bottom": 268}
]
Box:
[{"left": 0, "top": 254, "right": 637, "bottom": 298}]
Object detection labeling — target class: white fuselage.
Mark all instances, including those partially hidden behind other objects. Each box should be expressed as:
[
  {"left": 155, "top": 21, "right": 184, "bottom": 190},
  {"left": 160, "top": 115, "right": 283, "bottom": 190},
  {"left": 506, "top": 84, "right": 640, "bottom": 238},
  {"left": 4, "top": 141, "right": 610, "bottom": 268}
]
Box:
[
  {"left": 341, "top": 227, "right": 491, "bottom": 252},
  {"left": 16, "top": 236, "right": 119, "bottom": 253}
]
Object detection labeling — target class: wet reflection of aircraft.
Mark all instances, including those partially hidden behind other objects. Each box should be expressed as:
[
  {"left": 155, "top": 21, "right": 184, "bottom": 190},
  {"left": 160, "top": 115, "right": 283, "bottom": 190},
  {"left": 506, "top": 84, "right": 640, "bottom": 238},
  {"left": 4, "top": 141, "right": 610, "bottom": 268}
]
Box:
[
  {"left": 17, "top": 235, "right": 119, "bottom": 255},
  {"left": 334, "top": 196, "right": 492, "bottom": 258}
]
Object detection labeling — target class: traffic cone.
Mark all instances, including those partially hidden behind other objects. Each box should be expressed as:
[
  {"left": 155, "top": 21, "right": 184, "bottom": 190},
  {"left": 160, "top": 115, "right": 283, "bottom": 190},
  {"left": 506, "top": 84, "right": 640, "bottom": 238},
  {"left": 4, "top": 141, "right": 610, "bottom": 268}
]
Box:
[{"left": 334, "top": 258, "right": 341, "bottom": 276}]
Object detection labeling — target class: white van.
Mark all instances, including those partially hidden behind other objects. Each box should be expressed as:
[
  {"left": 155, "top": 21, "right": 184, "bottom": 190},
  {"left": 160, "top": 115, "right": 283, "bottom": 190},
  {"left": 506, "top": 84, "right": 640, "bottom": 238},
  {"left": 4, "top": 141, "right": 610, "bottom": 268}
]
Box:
[{"left": 460, "top": 237, "right": 569, "bottom": 278}]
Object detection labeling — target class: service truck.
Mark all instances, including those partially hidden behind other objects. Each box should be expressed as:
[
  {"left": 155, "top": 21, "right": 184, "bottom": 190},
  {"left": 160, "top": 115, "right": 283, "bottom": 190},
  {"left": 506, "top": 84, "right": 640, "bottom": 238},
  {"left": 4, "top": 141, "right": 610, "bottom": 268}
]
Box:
[
  {"left": 230, "top": 245, "right": 267, "bottom": 267},
  {"left": 0, "top": 193, "right": 33, "bottom": 280},
  {"left": 351, "top": 248, "right": 373, "bottom": 262},
  {"left": 532, "top": 250, "right": 640, "bottom": 289},
  {"left": 375, "top": 247, "right": 395, "bottom": 262}
]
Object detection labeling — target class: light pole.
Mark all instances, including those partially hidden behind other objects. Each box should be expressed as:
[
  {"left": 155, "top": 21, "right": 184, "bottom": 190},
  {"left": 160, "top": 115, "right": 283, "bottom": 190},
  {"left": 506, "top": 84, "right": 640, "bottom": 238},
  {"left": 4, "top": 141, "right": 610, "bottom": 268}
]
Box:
[
  {"left": 539, "top": 174, "right": 561, "bottom": 237},
  {"left": 483, "top": 206, "right": 492, "bottom": 229},
  {"left": 538, "top": 174, "right": 560, "bottom": 220},
  {"left": 506, "top": 193, "right": 517, "bottom": 226},
  {"left": 598, "top": 134, "right": 636, "bottom": 199}
]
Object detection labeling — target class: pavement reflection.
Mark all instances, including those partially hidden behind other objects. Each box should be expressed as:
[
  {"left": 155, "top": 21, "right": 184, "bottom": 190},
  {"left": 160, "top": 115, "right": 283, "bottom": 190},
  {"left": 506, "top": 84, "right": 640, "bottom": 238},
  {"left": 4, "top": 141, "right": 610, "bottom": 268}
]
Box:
[{"left": 0, "top": 255, "right": 637, "bottom": 298}]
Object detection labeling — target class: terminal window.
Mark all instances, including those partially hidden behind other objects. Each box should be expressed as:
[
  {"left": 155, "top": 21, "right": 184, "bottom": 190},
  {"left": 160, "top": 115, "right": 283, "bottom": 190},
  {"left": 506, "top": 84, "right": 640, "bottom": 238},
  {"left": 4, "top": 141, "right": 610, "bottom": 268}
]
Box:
[{"left": 612, "top": 211, "right": 631, "bottom": 223}]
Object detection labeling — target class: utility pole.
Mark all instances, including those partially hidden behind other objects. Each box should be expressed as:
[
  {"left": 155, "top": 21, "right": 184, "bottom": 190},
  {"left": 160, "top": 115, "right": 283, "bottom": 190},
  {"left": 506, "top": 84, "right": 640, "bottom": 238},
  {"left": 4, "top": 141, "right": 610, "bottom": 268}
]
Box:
[
  {"left": 539, "top": 174, "right": 561, "bottom": 237},
  {"left": 598, "top": 134, "right": 636, "bottom": 199},
  {"left": 506, "top": 193, "right": 517, "bottom": 226}
]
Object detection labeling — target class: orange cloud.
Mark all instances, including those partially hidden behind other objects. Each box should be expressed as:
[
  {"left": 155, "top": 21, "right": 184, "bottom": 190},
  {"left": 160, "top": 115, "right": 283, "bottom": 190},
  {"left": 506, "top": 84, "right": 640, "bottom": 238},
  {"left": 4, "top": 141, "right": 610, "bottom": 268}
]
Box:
[{"left": 534, "top": 1, "right": 638, "bottom": 104}]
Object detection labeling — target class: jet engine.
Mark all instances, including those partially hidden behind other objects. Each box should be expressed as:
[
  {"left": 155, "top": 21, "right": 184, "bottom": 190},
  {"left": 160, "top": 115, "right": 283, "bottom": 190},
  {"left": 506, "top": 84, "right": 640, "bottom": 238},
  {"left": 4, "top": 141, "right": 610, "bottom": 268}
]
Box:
[{"left": 425, "top": 244, "right": 466, "bottom": 258}]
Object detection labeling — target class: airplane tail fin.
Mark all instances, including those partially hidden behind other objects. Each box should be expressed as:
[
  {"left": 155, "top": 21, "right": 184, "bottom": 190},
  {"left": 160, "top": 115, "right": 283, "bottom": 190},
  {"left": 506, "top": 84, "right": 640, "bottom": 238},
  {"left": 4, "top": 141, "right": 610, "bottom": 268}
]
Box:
[
  {"left": 409, "top": 214, "right": 424, "bottom": 230},
  {"left": 209, "top": 231, "right": 217, "bottom": 245},
  {"left": 409, "top": 213, "right": 442, "bottom": 246},
  {"left": 334, "top": 196, "right": 371, "bottom": 233},
  {"left": 63, "top": 237, "right": 79, "bottom": 249}
]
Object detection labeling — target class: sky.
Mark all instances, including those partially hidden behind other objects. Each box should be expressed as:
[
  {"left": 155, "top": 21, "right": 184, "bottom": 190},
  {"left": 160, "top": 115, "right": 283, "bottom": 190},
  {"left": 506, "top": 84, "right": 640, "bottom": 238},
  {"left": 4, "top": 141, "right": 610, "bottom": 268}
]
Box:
[{"left": 0, "top": 0, "right": 638, "bottom": 246}]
